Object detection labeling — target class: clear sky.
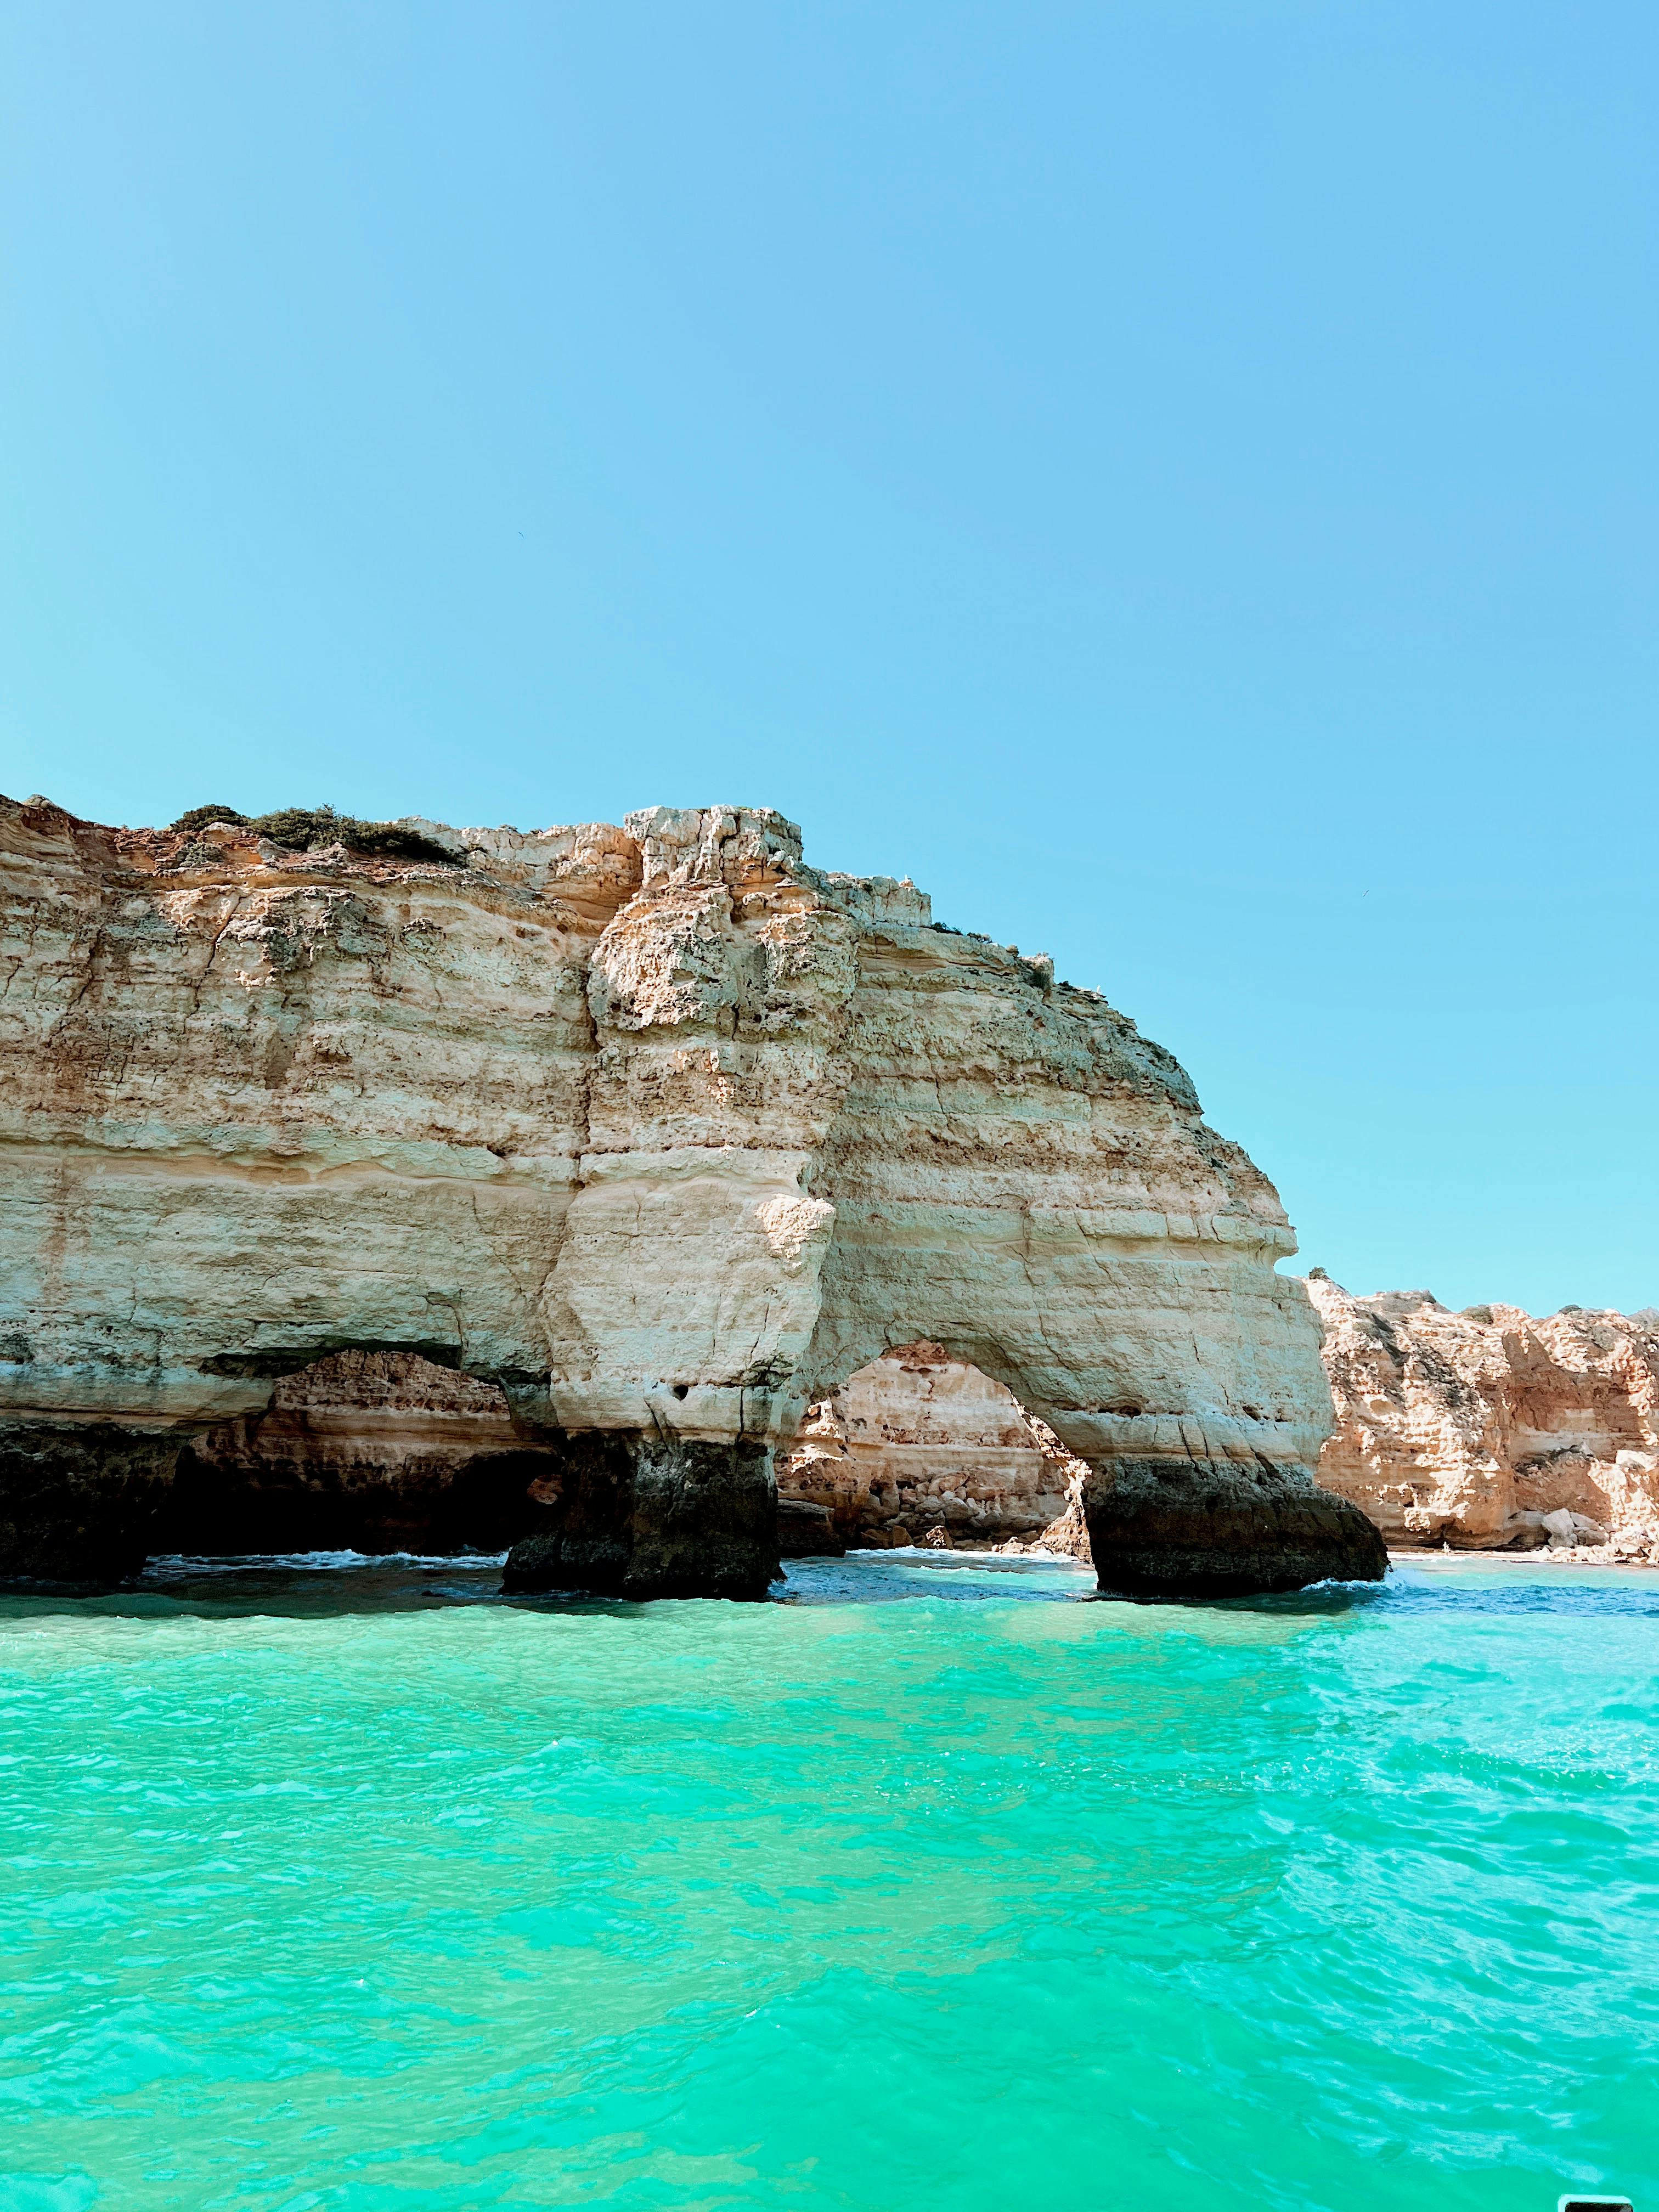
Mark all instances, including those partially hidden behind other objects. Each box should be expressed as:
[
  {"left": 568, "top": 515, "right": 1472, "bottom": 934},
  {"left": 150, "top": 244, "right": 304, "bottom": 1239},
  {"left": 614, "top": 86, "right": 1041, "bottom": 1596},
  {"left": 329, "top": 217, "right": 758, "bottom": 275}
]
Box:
[{"left": 4, "top": 2, "right": 1655, "bottom": 1316}]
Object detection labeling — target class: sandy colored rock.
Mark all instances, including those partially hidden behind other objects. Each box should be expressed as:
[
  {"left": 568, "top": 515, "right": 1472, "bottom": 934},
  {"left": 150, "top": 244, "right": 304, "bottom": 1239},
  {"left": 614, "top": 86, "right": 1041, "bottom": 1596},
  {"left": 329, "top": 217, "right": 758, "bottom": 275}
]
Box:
[
  {"left": 776, "top": 1341, "right": 1091, "bottom": 1556},
  {"left": 0, "top": 791, "right": 1369, "bottom": 1596},
  {"left": 1307, "top": 1274, "right": 1659, "bottom": 1559}
]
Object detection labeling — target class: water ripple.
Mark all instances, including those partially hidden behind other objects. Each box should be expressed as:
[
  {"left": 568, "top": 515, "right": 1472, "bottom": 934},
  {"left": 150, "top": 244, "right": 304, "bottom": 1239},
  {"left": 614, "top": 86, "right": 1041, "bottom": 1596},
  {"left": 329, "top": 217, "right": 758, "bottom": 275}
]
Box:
[{"left": 0, "top": 1557, "right": 1652, "bottom": 2209}]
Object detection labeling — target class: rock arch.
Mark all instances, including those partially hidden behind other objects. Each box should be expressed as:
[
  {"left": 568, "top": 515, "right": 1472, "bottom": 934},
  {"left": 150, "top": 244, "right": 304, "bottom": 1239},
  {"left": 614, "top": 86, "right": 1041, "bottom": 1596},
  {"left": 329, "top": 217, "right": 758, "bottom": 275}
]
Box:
[
  {"left": 776, "top": 1342, "right": 1088, "bottom": 1555},
  {"left": 0, "top": 793, "right": 1384, "bottom": 1596},
  {"left": 168, "top": 1349, "right": 561, "bottom": 1558}
]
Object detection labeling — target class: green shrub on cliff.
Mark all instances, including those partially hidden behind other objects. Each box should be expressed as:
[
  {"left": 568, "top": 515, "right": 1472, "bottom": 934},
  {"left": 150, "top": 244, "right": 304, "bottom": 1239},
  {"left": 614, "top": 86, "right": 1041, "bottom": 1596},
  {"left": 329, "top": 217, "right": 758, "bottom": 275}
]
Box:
[{"left": 168, "top": 803, "right": 461, "bottom": 868}]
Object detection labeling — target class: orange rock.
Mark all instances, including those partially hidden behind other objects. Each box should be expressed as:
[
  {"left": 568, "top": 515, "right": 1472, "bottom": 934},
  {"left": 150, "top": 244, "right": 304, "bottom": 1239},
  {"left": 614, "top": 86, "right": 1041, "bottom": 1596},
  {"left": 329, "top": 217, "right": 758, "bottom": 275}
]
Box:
[{"left": 1307, "top": 1274, "right": 1659, "bottom": 1556}]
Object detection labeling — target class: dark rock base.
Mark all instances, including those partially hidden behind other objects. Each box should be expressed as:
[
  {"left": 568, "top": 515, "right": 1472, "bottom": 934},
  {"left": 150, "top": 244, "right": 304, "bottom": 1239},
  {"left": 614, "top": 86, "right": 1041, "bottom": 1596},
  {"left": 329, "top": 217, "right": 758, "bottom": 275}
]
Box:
[
  {"left": 776, "top": 1497, "right": 846, "bottom": 1559},
  {"left": 0, "top": 1423, "right": 1380, "bottom": 1605},
  {"left": 0, "top": 1421, "right": 564, "bottom": 1587},
  {"left": 1086, "top": 1455, "right": 1388, "bottom": 1599},
  {"left": 0, "top": 1423, "right": 183, "bottom": 1588},
  {"left": 164, "top": 1443, "right": 563, "bottom": 1558},
  {"left": 503, "top": 1432, "right": 781, "bottom": 1600}
]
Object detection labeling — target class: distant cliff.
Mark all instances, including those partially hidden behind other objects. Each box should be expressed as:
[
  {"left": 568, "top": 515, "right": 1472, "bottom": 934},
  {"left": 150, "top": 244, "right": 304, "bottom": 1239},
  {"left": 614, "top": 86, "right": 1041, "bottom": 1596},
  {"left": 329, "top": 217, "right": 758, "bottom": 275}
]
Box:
[
  {"left": 1307, "top": 1274, "right": 1659, "bottom": 1560},
  {"left": 776, "top": 1340, "right": 1091, "bottom": 1555}
]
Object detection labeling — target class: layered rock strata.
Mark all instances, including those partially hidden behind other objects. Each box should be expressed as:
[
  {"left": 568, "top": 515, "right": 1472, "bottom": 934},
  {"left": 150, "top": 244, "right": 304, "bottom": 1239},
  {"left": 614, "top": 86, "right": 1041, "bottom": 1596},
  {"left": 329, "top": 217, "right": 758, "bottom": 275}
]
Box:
[
  {"left": 0, "top": 791, "right": 1374, "bottom": 1598},
  {"left": 1308, "top": 1274, "right": 1659, "bottom": 1560}
]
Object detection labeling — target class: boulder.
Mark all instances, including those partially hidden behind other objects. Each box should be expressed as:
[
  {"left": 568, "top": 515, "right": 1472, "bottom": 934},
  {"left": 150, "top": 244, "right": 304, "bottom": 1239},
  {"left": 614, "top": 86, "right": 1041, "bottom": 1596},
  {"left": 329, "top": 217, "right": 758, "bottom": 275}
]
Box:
[{"left": 776, "top": 1497, "right": 845, "bottom": 1559}]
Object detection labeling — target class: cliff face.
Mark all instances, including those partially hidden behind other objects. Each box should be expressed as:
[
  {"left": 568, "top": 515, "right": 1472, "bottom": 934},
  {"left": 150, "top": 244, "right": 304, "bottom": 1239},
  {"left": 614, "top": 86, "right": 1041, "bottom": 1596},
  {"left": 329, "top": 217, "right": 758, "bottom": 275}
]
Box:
[
  {"left": 1308, "top": 1274, "right": 1659, "bottom": 1559},
  {"left": 0, "top": 791, "right": 1375, "bottom": 1597}
]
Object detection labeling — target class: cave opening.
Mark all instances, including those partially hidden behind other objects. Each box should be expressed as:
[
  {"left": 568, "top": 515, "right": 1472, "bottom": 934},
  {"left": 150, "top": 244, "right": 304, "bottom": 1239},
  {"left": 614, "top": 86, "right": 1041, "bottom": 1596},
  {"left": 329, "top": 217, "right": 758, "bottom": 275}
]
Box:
[
  {"left": 775, "top": 1341, "right": 1091, "bottom": 1561},
  {"left": 159, "top": 1350, "right": 562, "bottom": 1560}
]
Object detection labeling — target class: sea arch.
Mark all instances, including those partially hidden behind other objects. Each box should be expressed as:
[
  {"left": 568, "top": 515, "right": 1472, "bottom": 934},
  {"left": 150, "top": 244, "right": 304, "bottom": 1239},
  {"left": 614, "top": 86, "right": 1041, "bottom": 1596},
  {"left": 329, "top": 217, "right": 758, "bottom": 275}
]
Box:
[{"left": 0, "top": 793, "right": 1383, "bottom": 1596}]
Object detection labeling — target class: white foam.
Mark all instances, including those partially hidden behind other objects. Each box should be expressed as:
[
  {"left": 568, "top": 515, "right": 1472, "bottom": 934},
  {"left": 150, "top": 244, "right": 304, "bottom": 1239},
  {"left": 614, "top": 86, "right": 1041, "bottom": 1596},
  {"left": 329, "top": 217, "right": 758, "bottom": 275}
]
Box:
[{"left": 143, "top": 1549, "right": 510, "bottom": 1578}]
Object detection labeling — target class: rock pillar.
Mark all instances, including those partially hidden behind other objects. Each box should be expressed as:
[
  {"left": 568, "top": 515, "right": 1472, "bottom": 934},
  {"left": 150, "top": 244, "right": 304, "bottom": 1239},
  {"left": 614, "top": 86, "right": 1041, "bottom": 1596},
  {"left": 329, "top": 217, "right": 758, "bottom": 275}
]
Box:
[{"left": 1084, "top": 1456, "right": 1387, "bottom": 1598}]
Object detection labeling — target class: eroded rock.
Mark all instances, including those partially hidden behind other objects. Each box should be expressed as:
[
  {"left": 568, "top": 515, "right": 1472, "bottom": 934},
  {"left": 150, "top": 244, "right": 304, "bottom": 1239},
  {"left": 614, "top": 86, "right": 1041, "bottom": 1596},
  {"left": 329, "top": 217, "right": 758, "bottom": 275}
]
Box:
[
  {"left": 776, "top": 1497, "right": 845, "bottom": 1559},
  {"left": 776, "top": 1342, "right": 1099, "bottom": 1562},
  {"left": 0, "top": 792, "right": 1357, "bottom": 1598},
  {"left": 776, "top": 1343, "right": 1075, "bottom": 1543},
  {"left": 171, "top": 1350, "right": 559, "bottom": 1556},
  {"left": 1308, "top": 1276, "right": 1659, "bottom": 1558}
]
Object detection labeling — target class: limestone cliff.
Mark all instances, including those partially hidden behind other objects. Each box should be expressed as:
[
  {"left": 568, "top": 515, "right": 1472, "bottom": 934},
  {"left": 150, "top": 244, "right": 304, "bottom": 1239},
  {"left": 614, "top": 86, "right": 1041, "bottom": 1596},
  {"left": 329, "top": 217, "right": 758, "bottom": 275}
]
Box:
[
  {"left": 0, "top": 791, "right": 1378, "bottom": 1597},
  {"left": 1308, "top": 1274, "right": 1659, "bottom": 1560}
]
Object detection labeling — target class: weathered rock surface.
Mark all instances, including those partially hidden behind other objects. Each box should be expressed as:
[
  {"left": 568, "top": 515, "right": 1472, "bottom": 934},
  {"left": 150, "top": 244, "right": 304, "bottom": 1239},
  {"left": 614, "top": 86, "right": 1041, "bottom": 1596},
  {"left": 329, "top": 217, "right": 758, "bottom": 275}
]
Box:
[
  {"left": 0, "top": 790, "right": 1362, "bottom": 1598},
  {"left": 776, "top": 1341, "right": 1088, "bottom": 1552},
  {"left": 1308, "top": 1274, "right": 1659, "bottom": 1560},
  {"left": 775, "top": 1496, "right": 845, "bottom": 1559},
  {"left": 1007, "top": 1477, "right": 1094, "bottom": 1566}
]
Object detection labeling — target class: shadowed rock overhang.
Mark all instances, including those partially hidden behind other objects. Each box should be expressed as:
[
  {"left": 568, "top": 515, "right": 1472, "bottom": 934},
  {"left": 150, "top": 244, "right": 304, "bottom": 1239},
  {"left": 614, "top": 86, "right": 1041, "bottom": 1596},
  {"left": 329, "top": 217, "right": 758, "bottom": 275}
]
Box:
[{"left": 0, "top": 792, "right": 1383, "bottom": 1598}]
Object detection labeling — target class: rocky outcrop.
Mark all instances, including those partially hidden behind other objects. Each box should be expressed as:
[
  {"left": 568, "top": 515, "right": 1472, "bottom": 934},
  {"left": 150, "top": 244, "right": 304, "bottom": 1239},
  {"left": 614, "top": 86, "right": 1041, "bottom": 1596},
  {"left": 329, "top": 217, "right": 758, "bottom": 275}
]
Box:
[
  {"left": 1007, "top": 1476, "right": 1094, "bottom": 1565},
  {"left": 776, "top": 1496, "right": 845, "bottom": 1558},
  {"left": 0, "top": 791, "right": 1365, "bottom": 1598},
  {"left": 1308, "top": 1274, "right": 1659, "bottom": 1560}
]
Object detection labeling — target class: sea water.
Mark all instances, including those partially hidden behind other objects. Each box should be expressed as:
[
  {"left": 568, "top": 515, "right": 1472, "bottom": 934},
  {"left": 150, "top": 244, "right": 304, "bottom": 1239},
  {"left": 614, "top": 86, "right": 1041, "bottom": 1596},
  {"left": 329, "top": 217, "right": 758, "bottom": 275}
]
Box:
[{"left": 1, "top": 1552, "right": 1655, "bottom": 2211}]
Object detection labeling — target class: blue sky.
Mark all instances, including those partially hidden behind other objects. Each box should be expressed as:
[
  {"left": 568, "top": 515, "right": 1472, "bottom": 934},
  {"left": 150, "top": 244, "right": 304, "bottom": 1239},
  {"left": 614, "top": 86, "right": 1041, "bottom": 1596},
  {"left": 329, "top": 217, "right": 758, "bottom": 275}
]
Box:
[{"left": 4, "top": 2, "right": 1655, "bottom": 1315}]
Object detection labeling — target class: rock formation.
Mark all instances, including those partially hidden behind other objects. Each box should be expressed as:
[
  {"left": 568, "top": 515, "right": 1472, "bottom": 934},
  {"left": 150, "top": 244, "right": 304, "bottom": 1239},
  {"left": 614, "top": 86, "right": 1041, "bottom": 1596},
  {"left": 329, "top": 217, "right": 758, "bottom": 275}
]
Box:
[
  {"left": 174, "top": 1349, "right": 556, "bottom": 1557},
  {"left": 776, "top": 1342, "right": 1090, "bottom": 1554},
  {"left": 1308, "top": 1274, "right": 1659, "bottom": 1560},
  {"left": 0, "top": 790, "right": 1379, "bottom": 1598}
]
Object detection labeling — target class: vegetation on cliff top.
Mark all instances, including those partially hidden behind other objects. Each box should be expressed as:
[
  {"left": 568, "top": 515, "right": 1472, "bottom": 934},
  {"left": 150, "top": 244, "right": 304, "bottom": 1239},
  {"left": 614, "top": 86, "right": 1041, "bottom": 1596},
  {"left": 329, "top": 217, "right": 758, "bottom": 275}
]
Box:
[{"left": 168, "top": 804, "right": 461, "bottom": 867}]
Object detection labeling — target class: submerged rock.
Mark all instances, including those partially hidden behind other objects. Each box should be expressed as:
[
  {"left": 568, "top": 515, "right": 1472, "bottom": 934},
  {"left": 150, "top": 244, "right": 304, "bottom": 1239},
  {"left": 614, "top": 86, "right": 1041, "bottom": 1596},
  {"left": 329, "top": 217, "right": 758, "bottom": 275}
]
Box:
[{"left": 0, "top": 792, "right": 1352, "bottom": 1599}]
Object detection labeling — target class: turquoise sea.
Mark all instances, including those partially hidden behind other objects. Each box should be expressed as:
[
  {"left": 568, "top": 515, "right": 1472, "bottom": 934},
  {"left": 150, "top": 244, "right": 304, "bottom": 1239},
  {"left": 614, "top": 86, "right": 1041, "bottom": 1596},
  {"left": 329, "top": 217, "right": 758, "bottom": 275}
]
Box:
[{"left": 1, "top": 1550, "right": 1654, "bottom": 2212}]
